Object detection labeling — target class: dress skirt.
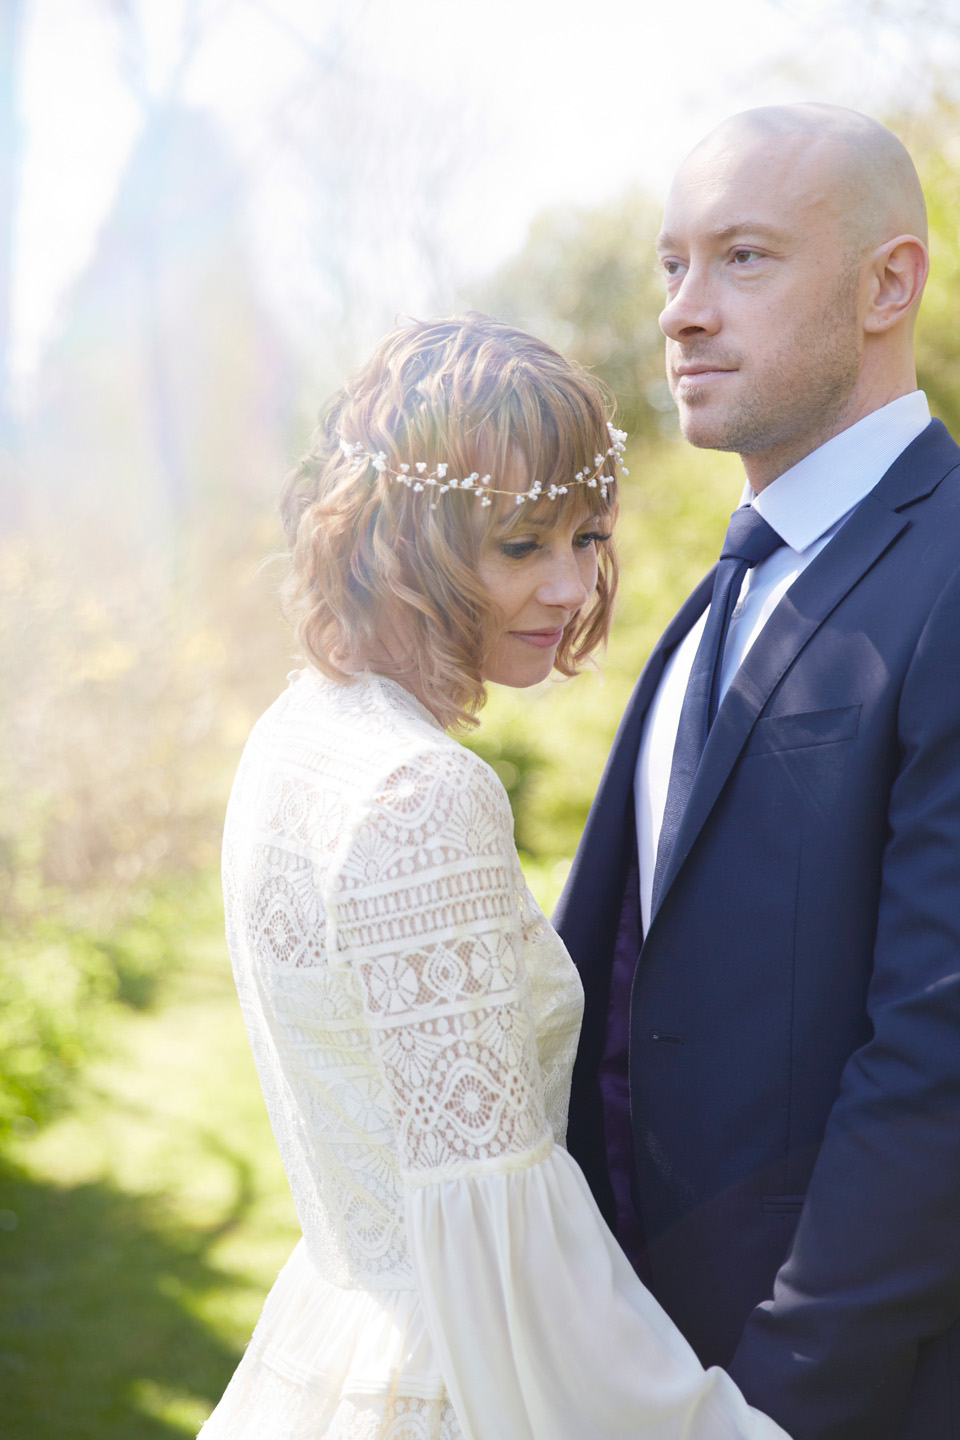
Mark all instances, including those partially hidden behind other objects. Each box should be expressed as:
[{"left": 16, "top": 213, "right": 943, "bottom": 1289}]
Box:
[{"left": 198, "top": 1239, "right": 463, "bottom": 1440}]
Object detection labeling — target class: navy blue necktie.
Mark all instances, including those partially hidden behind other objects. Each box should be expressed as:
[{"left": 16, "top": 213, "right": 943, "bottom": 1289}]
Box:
[{"left": 651, "top": 506, "right": 785, "bottom": 913}]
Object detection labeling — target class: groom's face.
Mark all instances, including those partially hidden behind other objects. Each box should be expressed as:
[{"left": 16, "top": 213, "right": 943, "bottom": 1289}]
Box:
[{"left": 656, "top": 125, "right": 867, "bottom": 489}]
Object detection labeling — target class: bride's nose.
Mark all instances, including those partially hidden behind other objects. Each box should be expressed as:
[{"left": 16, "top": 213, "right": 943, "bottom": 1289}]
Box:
[{"left": 536, "top": 548, "right": 594, "bottom": 611}]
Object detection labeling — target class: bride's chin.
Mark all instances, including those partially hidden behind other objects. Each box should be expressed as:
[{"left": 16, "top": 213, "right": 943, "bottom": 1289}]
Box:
[{"left": 481, "top": 645, "right": 558, "bottom": 690}]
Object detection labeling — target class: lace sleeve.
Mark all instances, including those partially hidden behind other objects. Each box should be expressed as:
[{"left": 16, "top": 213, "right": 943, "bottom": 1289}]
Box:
[
  {"left": 326, "top": 738, "right": 790, "bottom": 1440},
  {"left": 328, "top": 743, "right": 553, "bottom": 1183}
]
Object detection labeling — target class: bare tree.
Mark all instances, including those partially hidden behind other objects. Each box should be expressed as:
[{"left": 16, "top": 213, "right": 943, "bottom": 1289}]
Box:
[
  {"left": 102, "top": 0, "right": 223, "bottom": 518},
  {"left": 0, "top": 0, "right": 24, "bottom": 517}
]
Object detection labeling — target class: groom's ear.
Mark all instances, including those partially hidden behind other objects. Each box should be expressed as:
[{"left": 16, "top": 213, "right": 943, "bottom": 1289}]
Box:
[{"left": 862, "top": 235, "right": 929, "bottom": 333}]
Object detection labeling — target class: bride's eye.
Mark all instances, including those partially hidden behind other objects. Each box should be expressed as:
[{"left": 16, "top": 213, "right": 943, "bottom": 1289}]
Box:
[
  {"left": 499, "top": 537, "right": 541, "bottom": 559},
  {"left": 574, "top": 530, "right": 611, "bottom": 550}
]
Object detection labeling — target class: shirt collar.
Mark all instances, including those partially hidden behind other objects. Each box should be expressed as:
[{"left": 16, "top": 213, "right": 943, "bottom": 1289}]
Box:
[{"left": 742, "top": 391, "right": 931, "bottom": 553}]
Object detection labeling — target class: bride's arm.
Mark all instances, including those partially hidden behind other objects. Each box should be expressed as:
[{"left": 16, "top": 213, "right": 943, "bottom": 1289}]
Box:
[{"left": 328, "top": 742, "right": 789, "bottom": 1440}]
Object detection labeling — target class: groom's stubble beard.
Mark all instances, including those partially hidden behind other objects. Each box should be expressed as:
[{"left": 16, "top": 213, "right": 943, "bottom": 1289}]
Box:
[{"left": 670, "top": 261, "right": 864, "bottom": 465}]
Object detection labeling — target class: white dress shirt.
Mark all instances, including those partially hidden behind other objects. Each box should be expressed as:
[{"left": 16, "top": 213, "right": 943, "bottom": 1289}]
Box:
[{"left": 635, "top": 391, "right": 932, "bottom": 932}]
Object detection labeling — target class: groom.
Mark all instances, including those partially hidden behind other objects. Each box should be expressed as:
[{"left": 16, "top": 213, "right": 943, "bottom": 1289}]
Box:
[{"left": 556, "top": 104, "right": 960, "bottom": 1440}]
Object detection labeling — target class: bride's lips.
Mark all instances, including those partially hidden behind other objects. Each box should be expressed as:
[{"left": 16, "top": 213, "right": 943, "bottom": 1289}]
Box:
[{"left": 509, "top": 627, "right": 565, "bottom": 648}]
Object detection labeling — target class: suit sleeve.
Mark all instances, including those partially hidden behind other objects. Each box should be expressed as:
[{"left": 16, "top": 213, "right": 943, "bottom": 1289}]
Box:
[{"left": 729, "top": 564, "right": 960, "bottom": 1440}]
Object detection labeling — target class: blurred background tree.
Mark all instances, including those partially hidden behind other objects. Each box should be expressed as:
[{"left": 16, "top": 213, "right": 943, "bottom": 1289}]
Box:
[
  {"left": 908, "top": 104, "right": 960, "bottom": 434},
  {"left": 477, "top": 189, "right": 674, "bottom": 440}
]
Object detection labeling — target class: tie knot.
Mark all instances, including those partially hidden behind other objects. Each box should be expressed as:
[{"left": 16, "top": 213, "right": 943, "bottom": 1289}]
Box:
[{"left": 720, "top": 505, "right": 784, "bottom": 568}]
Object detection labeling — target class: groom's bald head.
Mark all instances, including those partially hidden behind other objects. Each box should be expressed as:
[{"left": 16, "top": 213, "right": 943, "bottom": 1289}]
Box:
[
  {"left": 657, "top": 104, "right": 930, "bottom": 487},
  {"left": 682, "top": 104, "right": 927, "bottom": 254}
]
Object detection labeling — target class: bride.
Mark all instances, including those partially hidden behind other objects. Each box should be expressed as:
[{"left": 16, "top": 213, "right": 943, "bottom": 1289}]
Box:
[{"left": 199, "top": 313, "right": 790, "bottom": 1439}]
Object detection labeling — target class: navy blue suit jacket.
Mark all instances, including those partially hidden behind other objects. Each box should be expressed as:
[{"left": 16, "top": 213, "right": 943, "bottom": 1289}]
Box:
[{"left": 555, "top": 420, "right": 960, "bottom": 1440}]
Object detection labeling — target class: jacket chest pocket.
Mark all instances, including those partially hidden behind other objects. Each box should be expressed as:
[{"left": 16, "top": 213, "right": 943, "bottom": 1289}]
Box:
[
  {"left": 761, "top": 1193, "right": 806, "bottom": 1215},
  {"left": 744, "top": 703, "right": 861, "bottom": 757}
]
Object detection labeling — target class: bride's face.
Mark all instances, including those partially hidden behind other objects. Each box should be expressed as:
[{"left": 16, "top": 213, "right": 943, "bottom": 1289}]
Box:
[{"left": 476, "top": 504, "right": 610, "bottom": 689}]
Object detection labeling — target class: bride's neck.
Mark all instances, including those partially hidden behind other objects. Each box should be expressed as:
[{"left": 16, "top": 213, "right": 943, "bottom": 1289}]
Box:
[{"left": 338, "top": 626, "right": 444, "bottom": 724}]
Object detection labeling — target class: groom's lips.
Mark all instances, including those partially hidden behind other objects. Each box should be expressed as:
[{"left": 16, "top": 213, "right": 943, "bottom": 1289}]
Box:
[{"left": 673, "top": 363, "right": 737, "bottom": 387}]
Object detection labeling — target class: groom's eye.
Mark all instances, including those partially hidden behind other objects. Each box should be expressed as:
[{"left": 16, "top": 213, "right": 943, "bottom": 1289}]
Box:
[{"left": 731, "top": 248, "right": 761, "bottom": 264}]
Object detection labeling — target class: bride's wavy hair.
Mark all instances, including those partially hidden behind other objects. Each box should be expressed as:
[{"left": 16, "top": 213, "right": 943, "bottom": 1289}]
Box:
[{"left": 280, "top": 313, "right": 620, "bottom": 730}]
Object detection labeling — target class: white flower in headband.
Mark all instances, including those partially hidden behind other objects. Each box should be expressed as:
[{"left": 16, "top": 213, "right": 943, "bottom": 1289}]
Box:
[{"left": 339, "top": 423, "right": 628, "bottom": 509}]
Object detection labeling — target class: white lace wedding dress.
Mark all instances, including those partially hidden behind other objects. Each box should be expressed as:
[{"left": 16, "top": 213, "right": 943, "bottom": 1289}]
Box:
[{"left": 199, "top": 667, "right": 789, "bottom": 1440}]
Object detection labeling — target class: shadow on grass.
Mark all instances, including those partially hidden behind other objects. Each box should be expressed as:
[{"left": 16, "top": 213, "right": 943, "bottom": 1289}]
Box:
[{"left": 0, "top": 1156, "right": 256, "bottom": 1440}]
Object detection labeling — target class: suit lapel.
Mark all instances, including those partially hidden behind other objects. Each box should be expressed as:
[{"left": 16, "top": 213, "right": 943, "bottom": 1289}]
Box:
[{"left": 650, "top": 491, "right": 910, "bottom": 915}]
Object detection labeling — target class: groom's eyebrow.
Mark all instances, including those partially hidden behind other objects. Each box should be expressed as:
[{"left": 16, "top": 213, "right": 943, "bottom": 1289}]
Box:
[{"left": 656, "top": 221, "right": 787, "bottom": 251}]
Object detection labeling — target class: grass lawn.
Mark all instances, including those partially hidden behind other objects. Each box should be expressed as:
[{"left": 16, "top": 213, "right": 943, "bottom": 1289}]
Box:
[{"left": 0, "top": 874, "right": 300, "bottom": 1439}]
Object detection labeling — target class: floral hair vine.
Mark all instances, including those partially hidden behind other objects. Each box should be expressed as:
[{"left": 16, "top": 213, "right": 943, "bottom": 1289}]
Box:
[{"left": 339, "top": 422, "right": 628, "bottom": 509}]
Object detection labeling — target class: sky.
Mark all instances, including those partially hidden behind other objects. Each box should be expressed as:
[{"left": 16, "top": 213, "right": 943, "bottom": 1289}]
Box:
[{"left": 10, "top": 0, "right": 960, "bottom": 394}]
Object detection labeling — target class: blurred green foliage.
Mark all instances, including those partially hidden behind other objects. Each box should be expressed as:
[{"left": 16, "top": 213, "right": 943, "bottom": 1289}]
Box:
[
  {"left": 912, "top": 112, "right": 960, "bottom": 433},
  {"left": 476, "top": 188, "right": 672, "bottom": 440},
  {"left": 0, "top": 530, "right": 291, "bottom": 1144}
]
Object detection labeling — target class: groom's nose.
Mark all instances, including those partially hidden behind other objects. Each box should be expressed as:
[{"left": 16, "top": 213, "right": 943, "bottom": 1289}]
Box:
[{"left": 659, "top": 267, "right": 722, "bottom": 341}]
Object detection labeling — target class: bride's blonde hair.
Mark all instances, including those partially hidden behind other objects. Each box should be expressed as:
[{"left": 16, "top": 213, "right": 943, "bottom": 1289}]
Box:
[{"left": 281, "top": 313, "right": 620, "bottom": 730}]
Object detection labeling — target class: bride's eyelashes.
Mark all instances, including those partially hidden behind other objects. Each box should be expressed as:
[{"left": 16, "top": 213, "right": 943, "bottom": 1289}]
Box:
[{"left": 574, "top": 529, "right": 612, "bottom": 550}]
